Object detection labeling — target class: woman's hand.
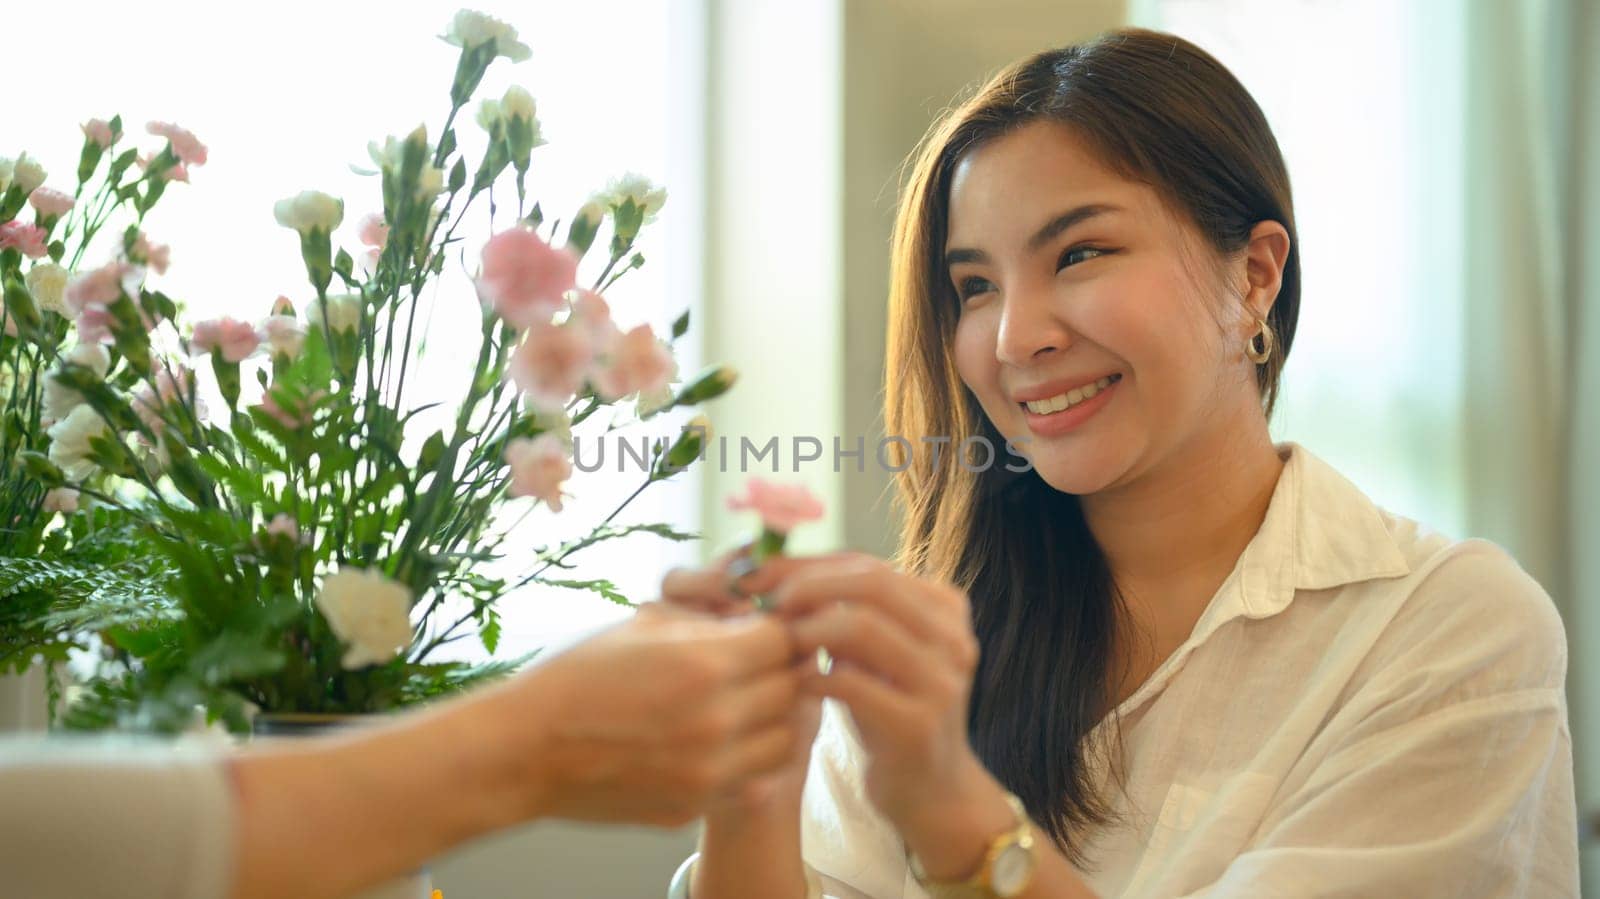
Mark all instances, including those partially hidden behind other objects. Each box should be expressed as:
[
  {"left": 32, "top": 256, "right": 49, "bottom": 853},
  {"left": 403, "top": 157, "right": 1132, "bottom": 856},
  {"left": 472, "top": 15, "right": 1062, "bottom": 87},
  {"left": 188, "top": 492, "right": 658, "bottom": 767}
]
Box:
[{"left": 770, "top": 552, "right": 1021, "bottom": 882}]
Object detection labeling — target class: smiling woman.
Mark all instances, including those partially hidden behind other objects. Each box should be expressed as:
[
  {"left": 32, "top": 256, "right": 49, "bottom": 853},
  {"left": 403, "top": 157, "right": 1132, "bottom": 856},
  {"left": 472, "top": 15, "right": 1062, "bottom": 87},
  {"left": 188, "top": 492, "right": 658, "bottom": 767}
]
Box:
[{"left": 663, "top": 24, "right": 1576, "bottom": 899}]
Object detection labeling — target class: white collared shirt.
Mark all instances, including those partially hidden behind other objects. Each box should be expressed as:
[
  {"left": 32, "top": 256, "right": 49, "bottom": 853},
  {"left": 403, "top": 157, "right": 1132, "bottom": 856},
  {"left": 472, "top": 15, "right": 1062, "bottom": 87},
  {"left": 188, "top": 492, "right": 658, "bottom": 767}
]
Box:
[{"left": 800, "top": 441, "right": 1578, "bottom": 898}]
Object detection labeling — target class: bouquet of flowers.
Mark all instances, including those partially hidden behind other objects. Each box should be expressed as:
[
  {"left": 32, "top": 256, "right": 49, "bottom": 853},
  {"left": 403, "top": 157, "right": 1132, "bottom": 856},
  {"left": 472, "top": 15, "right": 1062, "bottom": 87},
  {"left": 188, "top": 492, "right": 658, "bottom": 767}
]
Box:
[
  {"left": 0, "top": 115, "right": 189, "bottom": 706},
  {"left": 4, "top": 9, "right": 733, "bottom": 733}
]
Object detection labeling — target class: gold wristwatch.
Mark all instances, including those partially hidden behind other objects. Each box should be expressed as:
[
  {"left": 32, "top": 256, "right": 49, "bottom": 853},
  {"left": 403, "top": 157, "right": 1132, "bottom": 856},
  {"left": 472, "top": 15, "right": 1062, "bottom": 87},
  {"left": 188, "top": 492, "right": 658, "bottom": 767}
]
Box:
[{"left": 909, "top": 791, "right": 1039, "bottom": 898}]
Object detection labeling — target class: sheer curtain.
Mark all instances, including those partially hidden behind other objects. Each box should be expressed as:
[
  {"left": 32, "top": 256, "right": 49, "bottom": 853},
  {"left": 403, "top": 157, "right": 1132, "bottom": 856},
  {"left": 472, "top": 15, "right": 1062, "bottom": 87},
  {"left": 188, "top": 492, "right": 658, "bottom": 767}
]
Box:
[
  {"left": 1132, "top": 0, "right": 1469, "bottom": 537},
  {"left": 1136, "top": 0, "right": 1599, "bottom": 886},
  {"left": 6, "top": 0, "right": 706, "bottom": 667}
]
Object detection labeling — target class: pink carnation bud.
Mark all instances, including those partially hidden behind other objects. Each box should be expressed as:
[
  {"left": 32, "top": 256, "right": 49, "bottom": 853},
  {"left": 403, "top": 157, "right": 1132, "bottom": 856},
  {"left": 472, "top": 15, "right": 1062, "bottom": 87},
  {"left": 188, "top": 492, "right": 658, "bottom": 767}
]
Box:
[
  {"left": 504, "top": 434, "right": 572, "bottom": 512},
  {"left": 357, "top": 213, "right": 389, "bottom": 249},
  {"left": 42, "top": 488, "right": 79, "bottom": 514},
  {"left": 81, "top": 118, "right": 117, "bottom": 148},
  {"left": 726, "top": 478, "right": 825, "bottom": 535},
  {"left": 145, "top": 120, "right": 208, "bottom": 166},
  {"left": 271, "top": 295, "right": 295, "bottom": 316},
  {"left": 478, "top": 228, "right": 578, "bottom": 329},
  {"left": 28, "top": 188, "right": 75, "bottom": 218},
  {"left": 191, "top": 317, "right": 262, "bottom": 363},
  {"left": 0, "top": 221, "right": 47, "bottom": 259},
  {"left": 263, "top": 513, "right": 305, "bottom": 544}
]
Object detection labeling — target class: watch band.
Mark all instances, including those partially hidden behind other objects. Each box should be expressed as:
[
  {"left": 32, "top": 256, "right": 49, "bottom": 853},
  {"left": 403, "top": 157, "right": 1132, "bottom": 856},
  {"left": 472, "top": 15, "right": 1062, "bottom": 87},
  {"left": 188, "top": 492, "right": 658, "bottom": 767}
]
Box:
[{"left": 909, "top": 792, "right": 1039, "bottom": 899}]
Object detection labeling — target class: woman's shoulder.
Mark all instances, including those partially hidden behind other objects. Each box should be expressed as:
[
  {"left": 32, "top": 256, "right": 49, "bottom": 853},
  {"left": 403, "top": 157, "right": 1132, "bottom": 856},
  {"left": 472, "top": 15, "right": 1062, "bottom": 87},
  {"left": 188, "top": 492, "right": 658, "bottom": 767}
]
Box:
[{"left": 1355, "top": 507, "right": 1568, "bottom": 698}]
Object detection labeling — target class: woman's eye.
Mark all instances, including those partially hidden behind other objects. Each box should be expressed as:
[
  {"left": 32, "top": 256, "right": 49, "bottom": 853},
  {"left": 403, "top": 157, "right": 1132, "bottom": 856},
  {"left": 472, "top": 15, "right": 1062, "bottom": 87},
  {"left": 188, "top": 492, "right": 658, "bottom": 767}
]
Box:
[
  {"left": 957, "top": 276, "right": 994, "bottom": 302},
  {"left": 1058, "top": 245, "right": 1109, "bottom": 270}
]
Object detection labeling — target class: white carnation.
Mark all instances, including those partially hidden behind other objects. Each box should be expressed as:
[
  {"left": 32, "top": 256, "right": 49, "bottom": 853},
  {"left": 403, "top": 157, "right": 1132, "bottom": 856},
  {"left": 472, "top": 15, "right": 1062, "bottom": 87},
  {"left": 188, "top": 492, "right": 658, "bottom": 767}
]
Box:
[
  {"left": 307, "top": 293, "right": 363, "bottom": 334},
  {"left": 13, "top": 153, "right": 45, "bottom": 195},
  {"left": 314, "top": 568, "right": 415, "bottom": 669},
  {"left": 273, "top": 190, "right": 344, "bottom": 235},
  {"left": 441, "top": 9, "right": 531, "bottom": 63},
  {"left": 501, "top": 85, "right": 536, "bottom": 121},
  {"left": 602, "top": 172, "right": 667, "bottom": 223},
  {"left": 0, "top": 157, "right": 13, "bottom": 194},
  {"left": 46, "top": 404, "right": 109, "bottom": 482},
  {"left": 475, "top": 99, "right": 503, "bottom": 131},
  {"left": 260, "top": 314, "right": 307, "bottom": 360},
  {"left": 25, "top": 263, "right": 70, "bottom": 317},
  {"left": 42, "top": 344, "right": 110, "bottom": 426}
]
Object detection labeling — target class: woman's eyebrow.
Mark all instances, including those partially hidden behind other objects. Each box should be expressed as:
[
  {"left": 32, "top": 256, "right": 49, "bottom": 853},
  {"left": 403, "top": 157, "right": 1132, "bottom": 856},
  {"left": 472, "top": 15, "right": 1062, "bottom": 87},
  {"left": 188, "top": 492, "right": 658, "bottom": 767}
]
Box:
[{"left": 944, "top": 203, "right": 1124, "bottom": 266}]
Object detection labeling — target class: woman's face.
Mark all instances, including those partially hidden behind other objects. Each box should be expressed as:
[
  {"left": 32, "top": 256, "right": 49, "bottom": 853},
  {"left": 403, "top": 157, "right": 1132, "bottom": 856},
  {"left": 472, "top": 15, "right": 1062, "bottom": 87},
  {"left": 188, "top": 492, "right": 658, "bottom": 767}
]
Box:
[{"left": 947, "top": 119, "right": 1264, "bottom": 495}]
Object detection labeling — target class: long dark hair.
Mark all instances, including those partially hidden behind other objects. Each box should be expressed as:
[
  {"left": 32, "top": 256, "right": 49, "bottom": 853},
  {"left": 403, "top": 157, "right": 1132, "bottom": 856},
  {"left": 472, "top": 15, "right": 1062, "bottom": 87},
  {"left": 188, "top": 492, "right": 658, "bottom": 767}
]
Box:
[{"left": 883, "top": 28, "right": 1299, "bottom": 864}]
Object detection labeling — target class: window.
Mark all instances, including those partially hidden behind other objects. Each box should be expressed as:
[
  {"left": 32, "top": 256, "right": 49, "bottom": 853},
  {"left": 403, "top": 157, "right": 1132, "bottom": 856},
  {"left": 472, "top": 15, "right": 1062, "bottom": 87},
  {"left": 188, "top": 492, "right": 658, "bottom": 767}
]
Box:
[
  {"left": 12, "top": 0, "right": 707, "bottom": 660},
  {"left": 1133, "top": 0, "right": 1469, "bottom": 537}
]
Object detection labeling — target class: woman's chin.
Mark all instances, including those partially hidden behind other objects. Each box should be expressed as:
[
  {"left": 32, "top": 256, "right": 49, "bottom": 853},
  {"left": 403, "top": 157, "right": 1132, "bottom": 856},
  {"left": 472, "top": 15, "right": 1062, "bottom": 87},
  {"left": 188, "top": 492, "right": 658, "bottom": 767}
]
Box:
[{"left": 1024, "top": 441, "right": 1131, "bottom": 496}]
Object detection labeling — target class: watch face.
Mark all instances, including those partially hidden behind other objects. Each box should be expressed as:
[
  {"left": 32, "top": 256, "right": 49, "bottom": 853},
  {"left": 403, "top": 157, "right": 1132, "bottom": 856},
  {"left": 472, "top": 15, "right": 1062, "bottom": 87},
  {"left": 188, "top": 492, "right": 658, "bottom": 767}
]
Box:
[{"left": 992, "top": 843, "right": 1036, "bottom": 896}]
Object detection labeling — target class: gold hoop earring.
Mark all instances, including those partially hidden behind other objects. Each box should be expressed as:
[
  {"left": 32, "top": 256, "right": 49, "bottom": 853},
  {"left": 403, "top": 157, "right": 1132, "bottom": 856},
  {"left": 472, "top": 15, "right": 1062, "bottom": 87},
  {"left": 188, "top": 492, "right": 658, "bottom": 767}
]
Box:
[{"left": 1246, "top": 317, "right": 1275, "bottom": 365}]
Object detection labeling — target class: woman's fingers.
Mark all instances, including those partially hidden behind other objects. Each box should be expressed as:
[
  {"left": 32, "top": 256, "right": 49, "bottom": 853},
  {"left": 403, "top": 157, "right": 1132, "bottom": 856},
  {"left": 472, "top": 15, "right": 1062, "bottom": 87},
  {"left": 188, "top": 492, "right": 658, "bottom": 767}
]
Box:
[
  {"left": 787, "top": 601, "right": 939, "bottom": 694},
  {"left": 800, "top": 659, "right": 918, "bottom": 741},
  {"left": 659, "top": 550, "right": 860, "bottom": 614},
  {"left": 771, "top": 558, "right": 974, "bottom": 667}
]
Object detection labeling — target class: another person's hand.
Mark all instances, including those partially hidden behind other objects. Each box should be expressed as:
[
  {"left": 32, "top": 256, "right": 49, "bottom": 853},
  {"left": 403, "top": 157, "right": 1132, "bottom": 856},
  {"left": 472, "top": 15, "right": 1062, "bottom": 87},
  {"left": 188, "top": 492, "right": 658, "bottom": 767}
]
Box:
[
  {"left": 494, "top": 601, "right": 804, "bottom": 827},
  {"left": 661, "top": 550, "right": 826, "bottom": 809},
  {"left": 660, "top": 551, "right": 826, "bottom": 899}
]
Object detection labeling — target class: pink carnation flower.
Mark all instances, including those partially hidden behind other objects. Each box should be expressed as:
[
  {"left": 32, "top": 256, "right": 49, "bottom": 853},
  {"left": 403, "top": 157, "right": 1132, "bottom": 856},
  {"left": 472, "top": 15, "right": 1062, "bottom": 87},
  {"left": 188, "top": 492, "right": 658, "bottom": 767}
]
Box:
[
  {"left": 726, "top": 478, "right": 825, "bottom": 535},
  {"left": 65, "top": 261, "right": 136, "bottom": 314},
  {"left": 146, "top": 121, "right": 208, "bottom": 166},
  {"left": 75, "top": 304, "right": 116, "bottom": 344},
  {"left": 0, "top": 222, "right": 47, "bottom": 259},
  {"left": 594, "top": 324, "right": 674, "bottom": 401},
  {"left": 191, "top": 317, "right": 262, "bottom": 363},
  {"left": 257, "top": 388, "right": 326, "bottom": 430},
  {"left": 478, "top": 228, "right": 578, "bottom": 329},
  {"left": 132, "top": 365, "right": 202, "bottom": 436},
  {"left": 506, "top": 319, "right": 594, "bottom": 411},
  {"left": 504, "top": 434, "right": 572, "bottom": 512},
  {"left": 136, "top": 152, "right": 188, "bottom": 183},
  {"left": 28, "top": 188, "right": 75, "bottom": 217},
  {"left": 570, "top": 289, "right": 621, "bottom": 355},
  {"left": 131, "top": 232, "right": 171, "bottom": 275}
]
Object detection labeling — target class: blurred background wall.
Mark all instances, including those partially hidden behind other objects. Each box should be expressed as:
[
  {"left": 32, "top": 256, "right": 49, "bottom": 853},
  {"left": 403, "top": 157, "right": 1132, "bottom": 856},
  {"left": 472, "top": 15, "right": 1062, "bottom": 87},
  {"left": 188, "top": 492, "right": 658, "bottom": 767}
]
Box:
[{"left": 3, "top": 0, "right": 1596, "bottom": 895}]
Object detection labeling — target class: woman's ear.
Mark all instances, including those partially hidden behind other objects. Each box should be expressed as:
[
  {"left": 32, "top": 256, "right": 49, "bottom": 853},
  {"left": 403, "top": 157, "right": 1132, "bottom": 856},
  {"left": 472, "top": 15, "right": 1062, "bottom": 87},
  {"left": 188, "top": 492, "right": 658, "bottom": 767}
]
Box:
[{"left": 1241, "top": 221, "right": 1291, "bottom": 321}]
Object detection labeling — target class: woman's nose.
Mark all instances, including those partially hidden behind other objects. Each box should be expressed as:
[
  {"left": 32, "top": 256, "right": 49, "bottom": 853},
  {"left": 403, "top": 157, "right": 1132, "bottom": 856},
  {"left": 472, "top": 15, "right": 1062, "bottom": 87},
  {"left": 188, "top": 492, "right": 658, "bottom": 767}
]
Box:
[{"left": 994, "top": 285, "right": 1071, "bottom": 366}]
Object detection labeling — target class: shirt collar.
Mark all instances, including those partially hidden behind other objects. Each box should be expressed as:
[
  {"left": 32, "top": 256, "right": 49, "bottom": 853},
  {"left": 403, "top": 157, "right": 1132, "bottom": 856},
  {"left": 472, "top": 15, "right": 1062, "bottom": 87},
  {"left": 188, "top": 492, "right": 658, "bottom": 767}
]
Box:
[{"left": 1196, "top": 440, "right": 1413, "bottom": 637}]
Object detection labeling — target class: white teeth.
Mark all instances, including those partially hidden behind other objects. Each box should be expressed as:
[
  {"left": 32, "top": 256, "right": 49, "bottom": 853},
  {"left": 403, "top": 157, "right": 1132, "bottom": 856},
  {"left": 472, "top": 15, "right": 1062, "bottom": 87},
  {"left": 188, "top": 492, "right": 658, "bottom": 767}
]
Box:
[{"left": 1023, "top": 374, "right": 1120, "bottom": 415}]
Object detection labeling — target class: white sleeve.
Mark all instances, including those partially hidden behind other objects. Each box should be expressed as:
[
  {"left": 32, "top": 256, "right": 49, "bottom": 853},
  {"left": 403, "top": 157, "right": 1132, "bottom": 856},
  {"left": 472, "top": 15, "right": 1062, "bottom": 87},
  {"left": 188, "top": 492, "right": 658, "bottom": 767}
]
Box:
[
  {"left": 800, "top": 699, "right": 922, "bottom": 899},
  {"left": 0, "top": 734, "right": 236, "bottom": 899},
  {"left": 1175, "top": 545, "right": 1580, "bottom": 899}
]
